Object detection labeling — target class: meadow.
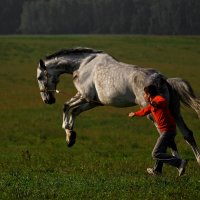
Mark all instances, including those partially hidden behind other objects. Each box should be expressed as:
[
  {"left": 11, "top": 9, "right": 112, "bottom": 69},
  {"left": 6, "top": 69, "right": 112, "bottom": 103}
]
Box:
[{"left": 0, "top": 35, "right": 200, "bottom": 199}]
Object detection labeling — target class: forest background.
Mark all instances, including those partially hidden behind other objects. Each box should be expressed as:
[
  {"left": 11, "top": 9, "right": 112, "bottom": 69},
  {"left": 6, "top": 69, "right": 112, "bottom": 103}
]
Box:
[{"left": 1, "top": 0, "right": 200, "bottom": 35}]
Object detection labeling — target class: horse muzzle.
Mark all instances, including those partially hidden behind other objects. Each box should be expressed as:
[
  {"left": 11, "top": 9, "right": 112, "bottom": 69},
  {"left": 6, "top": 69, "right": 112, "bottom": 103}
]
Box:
[
  {"left": 44, "top": 97, "right": 56, "bottom": 104},
  {"left": 41, "top": 91, "right": 56, "bottom": 104}
]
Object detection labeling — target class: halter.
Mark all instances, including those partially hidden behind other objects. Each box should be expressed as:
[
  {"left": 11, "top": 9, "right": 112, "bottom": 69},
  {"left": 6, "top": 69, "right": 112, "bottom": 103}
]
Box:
[
  {"left": 39, "top": 69, "right": 101, "bottom": 104},
  {"left": 40, "top": 69, "right": 60, "bottom": 94}
]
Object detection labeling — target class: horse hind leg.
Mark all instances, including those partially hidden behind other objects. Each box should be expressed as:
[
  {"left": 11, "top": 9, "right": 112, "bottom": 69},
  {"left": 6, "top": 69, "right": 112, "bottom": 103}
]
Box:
[
  {"left": 167, "top": 77, "right": 200, "bottom": 164},
  {"left": 175, "top": 114, "right": 200, "bottom": 165},
  {"left": 170, "top": 99, "right": 200, "bottom": 163}
]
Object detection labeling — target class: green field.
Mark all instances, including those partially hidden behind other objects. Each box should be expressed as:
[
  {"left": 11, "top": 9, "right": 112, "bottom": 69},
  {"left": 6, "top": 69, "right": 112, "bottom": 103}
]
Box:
[{"left": 0, "top": 35, "right": 200, "bottom": 200}]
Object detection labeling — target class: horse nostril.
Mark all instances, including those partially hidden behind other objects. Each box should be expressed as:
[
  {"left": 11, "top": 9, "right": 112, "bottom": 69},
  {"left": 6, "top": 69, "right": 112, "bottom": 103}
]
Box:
[{"left": 44, "top": 99, "right": 48, "bottom": 104}]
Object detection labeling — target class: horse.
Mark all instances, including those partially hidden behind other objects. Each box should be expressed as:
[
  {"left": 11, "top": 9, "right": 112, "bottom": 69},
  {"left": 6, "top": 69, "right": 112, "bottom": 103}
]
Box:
[{"left": 37, "top": 47, "right": 200, "bottom": 165}]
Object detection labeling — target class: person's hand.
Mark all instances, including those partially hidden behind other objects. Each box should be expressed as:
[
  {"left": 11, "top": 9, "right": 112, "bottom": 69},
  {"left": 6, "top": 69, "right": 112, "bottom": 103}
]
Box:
[{"left": 128, "top": 112, "right": 135, "bottom": 117}]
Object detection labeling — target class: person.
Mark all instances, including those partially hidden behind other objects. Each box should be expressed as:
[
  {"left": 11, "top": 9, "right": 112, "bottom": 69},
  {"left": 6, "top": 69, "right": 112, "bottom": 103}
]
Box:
[{"left": 128, "top": 85, "right": 187, "bottom": 176}]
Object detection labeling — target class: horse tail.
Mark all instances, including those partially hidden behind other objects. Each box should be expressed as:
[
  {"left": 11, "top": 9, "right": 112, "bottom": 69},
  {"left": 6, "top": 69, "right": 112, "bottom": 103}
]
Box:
[{"left": 167, "top": 78, "right": 200, "bottom": 118}]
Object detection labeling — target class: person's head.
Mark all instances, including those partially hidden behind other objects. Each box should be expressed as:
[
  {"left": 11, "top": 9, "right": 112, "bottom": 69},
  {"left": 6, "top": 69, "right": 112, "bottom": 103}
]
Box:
[{"left": 143, "top": 85, "right": 158, "bottom": 102}]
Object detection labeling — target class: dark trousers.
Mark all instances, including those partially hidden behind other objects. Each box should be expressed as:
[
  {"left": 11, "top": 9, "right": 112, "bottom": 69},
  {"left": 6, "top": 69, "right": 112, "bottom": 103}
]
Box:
[{"left": 152, "top": 131, "right": 181, "bottom": 172}]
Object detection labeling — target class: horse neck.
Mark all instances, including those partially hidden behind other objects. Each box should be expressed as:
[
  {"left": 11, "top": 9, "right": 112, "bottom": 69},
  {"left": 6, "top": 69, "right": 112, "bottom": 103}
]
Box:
[{"left": 46, "top": 54, "right": 92, "bottom": 76}]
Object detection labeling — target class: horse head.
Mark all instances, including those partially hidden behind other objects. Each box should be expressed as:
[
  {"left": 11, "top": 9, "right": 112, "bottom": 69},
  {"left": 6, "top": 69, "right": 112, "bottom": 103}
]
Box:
[
  {"left": 37, "top": 47, "right": 102, "bottom": 105},
  {"left": 37, "top": 59, "right": 59, "bottom": 104}
]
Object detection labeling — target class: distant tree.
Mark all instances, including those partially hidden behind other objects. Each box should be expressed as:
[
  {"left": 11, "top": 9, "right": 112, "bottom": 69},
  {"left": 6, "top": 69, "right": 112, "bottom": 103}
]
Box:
[
  {"left": 0, "top": 0, "right": 25, "bottom": 34},
  {"left": 174, "top": 0, "right": 200, "bottom": 34},
  {"left": 18, "top": 0, "right": 200, "bottom": 35},
  {"left": 130, "top": 0, "right": 151, "bottom": 34},
  {"left": 149, "top": 0, "right": 173, "bottom": 34},
  {"left": 20, "top": 0, "right": 51, "bottom": 34},
  {"left": 149, "top": 0, "right": 200, "bottom": 35}
]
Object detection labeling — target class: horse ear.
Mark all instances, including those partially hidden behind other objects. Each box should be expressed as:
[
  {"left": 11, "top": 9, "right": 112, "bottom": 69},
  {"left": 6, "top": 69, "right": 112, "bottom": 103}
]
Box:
[{"left": 39, "top": 59, "right": 46, "bottom": 70}]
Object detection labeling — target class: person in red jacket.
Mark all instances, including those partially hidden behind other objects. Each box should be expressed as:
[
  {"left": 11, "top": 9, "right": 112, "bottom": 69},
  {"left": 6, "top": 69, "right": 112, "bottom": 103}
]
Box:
[{"left": 128, "top": 85, "right": 187, "bottom": 176}]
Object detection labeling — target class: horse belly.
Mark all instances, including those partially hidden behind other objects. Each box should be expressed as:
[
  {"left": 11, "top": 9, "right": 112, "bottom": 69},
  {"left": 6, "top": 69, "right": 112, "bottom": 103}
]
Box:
[{"left": 97, "top": 89, "right": 136, "bottom": 107}]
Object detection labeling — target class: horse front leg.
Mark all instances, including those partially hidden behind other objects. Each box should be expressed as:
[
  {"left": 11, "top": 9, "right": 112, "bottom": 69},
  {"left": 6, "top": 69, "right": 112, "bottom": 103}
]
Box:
[
  {"left": 62, "top": 92, "right": 82, "bottom": 129},
  {"left": 66, "top": 102, "right": 99, "bottom": 147},
  {"left": 63, "top": 95, "right": 88, "bottom": 147},
  {"left": 68, "top": 102, "right": 99, "bottom": 130}
]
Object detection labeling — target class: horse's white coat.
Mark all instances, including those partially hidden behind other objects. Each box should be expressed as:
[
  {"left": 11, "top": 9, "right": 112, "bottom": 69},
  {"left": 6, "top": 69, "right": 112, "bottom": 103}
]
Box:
[{"left": 37, "top": 47, "right": 200, "bottom": 164}]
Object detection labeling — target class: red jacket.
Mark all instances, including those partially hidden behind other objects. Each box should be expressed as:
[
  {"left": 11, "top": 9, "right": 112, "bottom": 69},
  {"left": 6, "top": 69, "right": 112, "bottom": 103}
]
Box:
[{"left": 134, "top": 95, "right": 176, "bottom": 132}]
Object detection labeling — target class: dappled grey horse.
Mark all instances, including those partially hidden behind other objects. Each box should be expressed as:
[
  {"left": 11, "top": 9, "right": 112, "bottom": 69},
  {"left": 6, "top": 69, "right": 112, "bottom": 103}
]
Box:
[{"left": 37, "top": 47, "right": 200, "bottom": 165}]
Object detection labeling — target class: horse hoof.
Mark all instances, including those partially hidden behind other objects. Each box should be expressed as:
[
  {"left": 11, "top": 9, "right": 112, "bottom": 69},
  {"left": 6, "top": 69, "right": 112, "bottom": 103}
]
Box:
[{"left": 66, "top": 130, "right": 76, "bottom": 148}]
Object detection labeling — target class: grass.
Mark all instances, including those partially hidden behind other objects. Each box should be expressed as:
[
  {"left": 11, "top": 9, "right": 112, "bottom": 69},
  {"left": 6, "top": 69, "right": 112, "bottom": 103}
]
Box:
[{"left": 0, "top": 35, "right": 200, "bottom": 199}]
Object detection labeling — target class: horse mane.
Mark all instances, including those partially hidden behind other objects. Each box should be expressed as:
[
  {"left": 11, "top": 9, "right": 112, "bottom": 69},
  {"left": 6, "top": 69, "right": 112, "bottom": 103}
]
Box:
[{"left": 46, "top": 47, "right": 103, "bottom": 59}]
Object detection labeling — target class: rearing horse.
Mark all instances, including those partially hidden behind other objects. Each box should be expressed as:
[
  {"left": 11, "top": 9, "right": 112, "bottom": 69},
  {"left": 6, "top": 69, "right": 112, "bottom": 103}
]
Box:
[{"left": 37, "top": 47, "right": 200, "bottom": 165}]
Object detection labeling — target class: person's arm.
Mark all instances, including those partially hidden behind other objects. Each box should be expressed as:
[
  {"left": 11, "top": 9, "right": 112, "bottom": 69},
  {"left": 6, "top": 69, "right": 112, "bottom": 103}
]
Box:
[{"left": 128, "top": 104, "right": 151, "bottom": 117}]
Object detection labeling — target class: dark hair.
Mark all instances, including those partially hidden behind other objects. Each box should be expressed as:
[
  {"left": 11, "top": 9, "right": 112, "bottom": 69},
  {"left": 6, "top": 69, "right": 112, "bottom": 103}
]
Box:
[{"left": 144, "top": 85, "right": 158, "bottom": 96}]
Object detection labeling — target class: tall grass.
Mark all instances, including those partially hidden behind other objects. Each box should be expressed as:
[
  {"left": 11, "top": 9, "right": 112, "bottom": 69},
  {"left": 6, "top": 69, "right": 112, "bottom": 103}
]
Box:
[{"left": 0, "top": 35, "right": 200, "bottom": 200}]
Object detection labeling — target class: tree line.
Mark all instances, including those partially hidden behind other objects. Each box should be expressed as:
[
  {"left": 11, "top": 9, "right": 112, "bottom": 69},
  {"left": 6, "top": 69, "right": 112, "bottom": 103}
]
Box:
[{"left": 1, "top": 0, "right": 200, "bottom": 35}]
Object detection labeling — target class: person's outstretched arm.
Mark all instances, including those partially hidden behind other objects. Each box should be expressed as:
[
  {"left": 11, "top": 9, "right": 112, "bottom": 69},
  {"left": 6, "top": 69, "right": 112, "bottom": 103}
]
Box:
[{"left": 128, "top": 104, "right": 151, "bottom": 118}]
